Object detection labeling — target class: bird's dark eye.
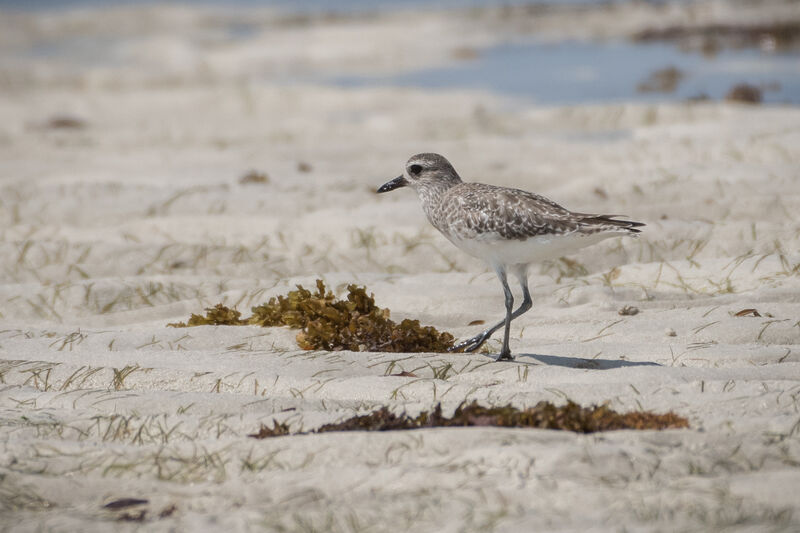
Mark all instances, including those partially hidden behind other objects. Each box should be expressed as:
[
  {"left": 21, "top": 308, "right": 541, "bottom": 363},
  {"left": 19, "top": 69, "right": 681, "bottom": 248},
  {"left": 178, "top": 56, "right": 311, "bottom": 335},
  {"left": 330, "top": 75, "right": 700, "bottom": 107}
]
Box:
[{"left": 409, "top": 164, "right": 423, "bottom": 175}]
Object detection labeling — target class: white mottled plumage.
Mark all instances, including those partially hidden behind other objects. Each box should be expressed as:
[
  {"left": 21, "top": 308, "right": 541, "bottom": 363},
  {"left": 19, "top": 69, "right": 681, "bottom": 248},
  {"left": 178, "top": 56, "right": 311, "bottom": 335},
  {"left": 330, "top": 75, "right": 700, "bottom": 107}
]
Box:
[{"left": 378, "top": 153, "right": 644, "bottom": 361}]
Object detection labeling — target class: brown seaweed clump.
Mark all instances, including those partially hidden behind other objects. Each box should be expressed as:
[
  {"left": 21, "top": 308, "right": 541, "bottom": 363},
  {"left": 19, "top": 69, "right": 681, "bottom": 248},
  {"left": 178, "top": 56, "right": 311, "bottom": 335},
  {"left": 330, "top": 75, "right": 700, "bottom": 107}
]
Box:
[
  {"left": 169, "top": 280, "right": 456, "bottom": 353},
  {"left": 726, "top": 83, "right": 763, "bottom": 104},
  {"left": 249, "top": 280, "right": 455, "bottom": 352},
  {"left": 167, "top": 304, "right": 247, "bottom": 327},
  {"left": 249, "top": 400, "right": 689, "bottom": 439}
]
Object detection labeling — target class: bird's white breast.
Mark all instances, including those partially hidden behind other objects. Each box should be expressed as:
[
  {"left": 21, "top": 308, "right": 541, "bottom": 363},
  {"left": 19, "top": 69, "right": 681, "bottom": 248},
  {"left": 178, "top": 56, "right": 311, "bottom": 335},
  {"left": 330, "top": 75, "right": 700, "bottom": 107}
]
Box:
[{"left": 447, "top": 231, "right": 619, "bottom": 267}]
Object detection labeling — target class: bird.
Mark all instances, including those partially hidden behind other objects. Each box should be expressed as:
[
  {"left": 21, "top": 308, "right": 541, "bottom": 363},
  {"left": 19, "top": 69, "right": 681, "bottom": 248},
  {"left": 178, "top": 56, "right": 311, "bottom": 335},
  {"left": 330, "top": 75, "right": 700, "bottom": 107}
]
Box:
[{"left": 377, "top": 153, "right": 644, "bottom": 361}]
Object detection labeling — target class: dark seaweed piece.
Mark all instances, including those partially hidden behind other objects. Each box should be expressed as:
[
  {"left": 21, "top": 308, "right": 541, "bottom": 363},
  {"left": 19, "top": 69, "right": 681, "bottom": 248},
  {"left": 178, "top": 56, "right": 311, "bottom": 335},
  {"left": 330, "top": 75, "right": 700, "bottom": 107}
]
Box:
[
  {"left": 248, "top": 420, "right": 292, "bottom": 438},
  {"left": 159, "top": 504, "right": 177, "bottom": 518},
  {"left": 726, "top": 83, "right": 762, "bottom": 104},
  {"left": 46, "top": 115, "right": 87, "bottom": 129},
  {"left": 239, "top": 170, "right": 270, "bottom": 184},
  {"left": 167, "top": 304, "right": 246, "bottom": 327},
  {"left": 249, "top": 400, "right": 689, "bottom": 438},
  {"left": 103, "top": 498, "right": 149, "bottom": 510}
]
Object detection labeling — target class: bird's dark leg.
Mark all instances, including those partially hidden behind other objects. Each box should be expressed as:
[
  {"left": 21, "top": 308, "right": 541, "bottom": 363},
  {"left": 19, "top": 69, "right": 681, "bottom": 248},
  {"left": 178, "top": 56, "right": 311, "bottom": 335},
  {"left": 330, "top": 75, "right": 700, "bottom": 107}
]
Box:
[
  {"left": 497, "top": 268, "right": 514, "bottom": 361},
  {"left": 499, "top": 266, "right": 533, "bottom": 360},
  {"left": 449, "top": 265, "right": 533, "bottom": 360}
]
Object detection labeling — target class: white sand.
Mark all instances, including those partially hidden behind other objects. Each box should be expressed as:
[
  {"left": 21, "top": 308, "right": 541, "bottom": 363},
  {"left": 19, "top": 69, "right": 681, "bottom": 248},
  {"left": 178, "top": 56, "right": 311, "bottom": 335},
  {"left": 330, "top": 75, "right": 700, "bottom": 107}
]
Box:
[{"left": 1, "top": 1, "right": 800, "bottom": 531}]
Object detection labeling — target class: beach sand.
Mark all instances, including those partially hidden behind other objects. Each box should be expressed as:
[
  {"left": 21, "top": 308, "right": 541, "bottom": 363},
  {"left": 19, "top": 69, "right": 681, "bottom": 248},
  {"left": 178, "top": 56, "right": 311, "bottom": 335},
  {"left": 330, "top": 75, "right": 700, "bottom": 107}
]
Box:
[{"left": 1, "top": 1, "right": 800, "bottom": 531}]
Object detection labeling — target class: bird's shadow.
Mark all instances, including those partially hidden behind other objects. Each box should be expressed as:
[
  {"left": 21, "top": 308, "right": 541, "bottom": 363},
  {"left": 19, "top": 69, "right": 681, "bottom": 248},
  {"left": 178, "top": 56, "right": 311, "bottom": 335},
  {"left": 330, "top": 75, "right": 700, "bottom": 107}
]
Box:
[{"left": 505, "top": 353, "right": 661, "bottom": 370}]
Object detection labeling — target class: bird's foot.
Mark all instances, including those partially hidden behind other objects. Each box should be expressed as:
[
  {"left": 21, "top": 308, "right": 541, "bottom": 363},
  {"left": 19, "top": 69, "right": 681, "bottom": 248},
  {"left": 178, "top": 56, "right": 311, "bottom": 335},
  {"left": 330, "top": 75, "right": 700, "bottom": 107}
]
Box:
[
  {"left": 449, "top": 331, "right": 493, "bottom": 353},
  {"left": 495, "top": 351, "right": 514, "bottom": 362}
]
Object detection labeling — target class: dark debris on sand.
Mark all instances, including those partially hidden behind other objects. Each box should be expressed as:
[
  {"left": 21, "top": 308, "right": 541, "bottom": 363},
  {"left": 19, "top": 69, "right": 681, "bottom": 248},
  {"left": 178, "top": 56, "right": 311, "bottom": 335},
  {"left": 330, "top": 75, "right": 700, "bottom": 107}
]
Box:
[
  {"left": 632, "top": 22, "right": 800, "bottom": 54},
  {"left": 249, "top": 400, "right": 689, "bottom": 438},
  {"left": 169, "top": 280, "right": 456, "bottom": 353},
  {"left": 726, "top": 83, "right": 763, "bottom": 104}
]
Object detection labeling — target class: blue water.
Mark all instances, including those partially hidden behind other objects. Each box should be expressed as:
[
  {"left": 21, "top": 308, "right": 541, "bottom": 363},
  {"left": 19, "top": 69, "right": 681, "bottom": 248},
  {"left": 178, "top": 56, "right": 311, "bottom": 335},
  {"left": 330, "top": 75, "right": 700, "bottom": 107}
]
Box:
[
  {"left": 332, "top": 40, "right": 800, "bottom": 105},
  {"left": 4, "top": 0, "right": 798, "bottom": 105}
]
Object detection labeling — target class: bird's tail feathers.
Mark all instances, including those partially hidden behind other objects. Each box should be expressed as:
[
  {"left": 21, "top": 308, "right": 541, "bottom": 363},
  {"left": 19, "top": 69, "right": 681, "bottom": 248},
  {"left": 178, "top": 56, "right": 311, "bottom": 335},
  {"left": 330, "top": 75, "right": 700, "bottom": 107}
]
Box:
[{"left": 578, "top": 214, "right": 645, "bottom": 234}]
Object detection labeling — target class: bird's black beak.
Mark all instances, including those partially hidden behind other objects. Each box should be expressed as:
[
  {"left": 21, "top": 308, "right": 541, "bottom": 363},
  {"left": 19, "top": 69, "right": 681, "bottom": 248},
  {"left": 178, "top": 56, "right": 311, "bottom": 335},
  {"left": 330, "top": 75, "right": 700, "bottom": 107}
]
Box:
[{"left": 377, "top": 175, "right": 407, "bottom": 193}]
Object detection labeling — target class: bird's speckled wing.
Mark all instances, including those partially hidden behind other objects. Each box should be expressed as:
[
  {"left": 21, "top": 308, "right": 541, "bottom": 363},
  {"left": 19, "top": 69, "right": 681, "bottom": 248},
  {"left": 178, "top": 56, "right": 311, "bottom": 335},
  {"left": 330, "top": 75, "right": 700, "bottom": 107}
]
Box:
[{"left": 435, "top": 183, "right": 641, "bottom": 241}]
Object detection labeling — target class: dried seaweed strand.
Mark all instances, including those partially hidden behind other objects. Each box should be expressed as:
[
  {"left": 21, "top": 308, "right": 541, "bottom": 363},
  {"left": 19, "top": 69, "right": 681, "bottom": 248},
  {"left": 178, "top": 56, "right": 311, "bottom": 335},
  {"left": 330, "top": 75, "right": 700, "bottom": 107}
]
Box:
[{"left": 249, "top": 400, "right": 689, "bottom": 438}]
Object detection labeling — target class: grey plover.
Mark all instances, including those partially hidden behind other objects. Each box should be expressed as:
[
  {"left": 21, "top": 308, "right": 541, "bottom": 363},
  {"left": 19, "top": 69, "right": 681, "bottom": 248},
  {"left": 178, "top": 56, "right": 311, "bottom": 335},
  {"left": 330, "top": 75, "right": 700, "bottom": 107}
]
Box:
[{"left": 378, "top": 153, "right": 644, "bottom": 361}]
